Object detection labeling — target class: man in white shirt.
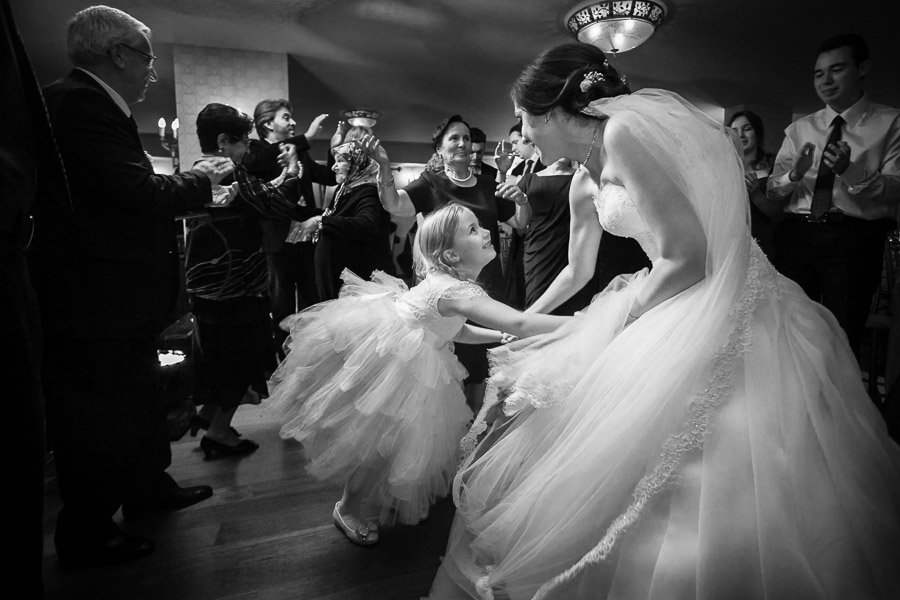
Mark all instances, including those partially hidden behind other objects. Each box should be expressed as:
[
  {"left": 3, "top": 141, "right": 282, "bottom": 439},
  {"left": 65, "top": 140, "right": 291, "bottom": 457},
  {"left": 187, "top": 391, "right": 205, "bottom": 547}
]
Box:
[{"left": 768, "top": 33, "right": 900, "bottom": 357}]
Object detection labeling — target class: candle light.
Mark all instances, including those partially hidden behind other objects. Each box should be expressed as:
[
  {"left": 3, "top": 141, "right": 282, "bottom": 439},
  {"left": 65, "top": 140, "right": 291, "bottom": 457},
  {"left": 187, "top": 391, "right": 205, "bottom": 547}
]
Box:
[
  {"left": 157, "top": 117, "right": 166, "bottom": 138},
  {"left": 171, "top": 118, "right": 179, "bottom": 140}
]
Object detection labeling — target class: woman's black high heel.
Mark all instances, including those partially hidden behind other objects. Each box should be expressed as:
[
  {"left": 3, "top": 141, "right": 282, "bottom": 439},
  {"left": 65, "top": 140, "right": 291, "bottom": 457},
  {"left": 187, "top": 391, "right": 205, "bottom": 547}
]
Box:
[
  {"left": 189, "top": 415, "right": 241, "bottom": 438},
  {"left": 200, "top": 436, "right": 259, "bottom": 459}
]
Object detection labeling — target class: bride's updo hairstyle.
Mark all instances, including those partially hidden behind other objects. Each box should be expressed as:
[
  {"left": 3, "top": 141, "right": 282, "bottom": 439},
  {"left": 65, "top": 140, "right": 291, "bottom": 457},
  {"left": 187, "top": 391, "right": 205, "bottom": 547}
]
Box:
[{"left": 512, "top": 42, "right": 630, "bottom": 118}]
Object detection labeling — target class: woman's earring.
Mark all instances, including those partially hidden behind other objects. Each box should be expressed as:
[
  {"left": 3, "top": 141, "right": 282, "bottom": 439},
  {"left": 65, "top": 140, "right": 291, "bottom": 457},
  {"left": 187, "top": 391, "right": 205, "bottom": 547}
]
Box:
[{"left": 544, "top": 113, "right": 551, "bottom": 123}]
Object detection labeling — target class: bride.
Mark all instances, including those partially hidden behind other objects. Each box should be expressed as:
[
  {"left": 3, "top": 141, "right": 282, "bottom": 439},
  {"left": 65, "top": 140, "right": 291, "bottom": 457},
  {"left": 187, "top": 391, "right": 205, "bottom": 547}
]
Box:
[{"left": 428, "top": 43, "right": 900, "bottom": 600}]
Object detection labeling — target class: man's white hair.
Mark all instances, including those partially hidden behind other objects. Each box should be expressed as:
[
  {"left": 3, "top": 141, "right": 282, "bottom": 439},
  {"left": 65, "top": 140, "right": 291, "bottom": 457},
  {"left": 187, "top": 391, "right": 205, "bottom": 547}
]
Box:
[{"left": 66, "top": 5, "right": 150, "bottom": 67}]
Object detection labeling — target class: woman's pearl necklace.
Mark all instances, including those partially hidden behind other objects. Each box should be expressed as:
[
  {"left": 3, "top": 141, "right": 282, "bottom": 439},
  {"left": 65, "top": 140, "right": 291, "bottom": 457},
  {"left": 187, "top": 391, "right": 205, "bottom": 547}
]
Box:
[{"left": 444, "top": 166, "right": 474, "bottom": 183}]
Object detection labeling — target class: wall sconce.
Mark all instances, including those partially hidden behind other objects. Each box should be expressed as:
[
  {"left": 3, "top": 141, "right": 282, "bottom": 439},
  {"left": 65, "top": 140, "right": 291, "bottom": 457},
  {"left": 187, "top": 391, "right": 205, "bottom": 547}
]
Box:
[{"left": 158, "top": 117, "right": 180, "bottom": 173}]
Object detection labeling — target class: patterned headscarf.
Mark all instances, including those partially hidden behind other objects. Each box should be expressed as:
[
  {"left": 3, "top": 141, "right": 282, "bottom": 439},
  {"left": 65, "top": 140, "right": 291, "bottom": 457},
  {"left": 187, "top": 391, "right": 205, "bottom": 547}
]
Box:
[{"left": 331, "top": 140, "right": 379, "bottom": 204}]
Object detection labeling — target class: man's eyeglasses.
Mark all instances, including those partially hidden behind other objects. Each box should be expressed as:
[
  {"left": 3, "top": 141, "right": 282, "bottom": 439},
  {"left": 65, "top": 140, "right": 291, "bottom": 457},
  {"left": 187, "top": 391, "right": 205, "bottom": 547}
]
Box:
[{"left": 120, "top": 43, "right": 157, "bottom": 68}]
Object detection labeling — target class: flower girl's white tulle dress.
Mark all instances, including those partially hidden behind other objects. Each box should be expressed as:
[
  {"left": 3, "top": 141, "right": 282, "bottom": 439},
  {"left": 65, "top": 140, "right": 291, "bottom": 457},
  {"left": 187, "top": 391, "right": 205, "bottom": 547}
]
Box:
[
  {"left": 267, "top": 269, "right": 479, "bottom": 524},
  {"left": 428, "top": 90, "right": 900, "bottom": 600}
]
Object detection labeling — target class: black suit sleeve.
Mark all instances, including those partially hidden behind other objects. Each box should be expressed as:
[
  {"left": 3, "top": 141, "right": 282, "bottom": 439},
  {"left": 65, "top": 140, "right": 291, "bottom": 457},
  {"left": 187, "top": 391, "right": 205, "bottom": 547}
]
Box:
[{"left": 53, "top": 87, "right": 209, "bottom": 217}]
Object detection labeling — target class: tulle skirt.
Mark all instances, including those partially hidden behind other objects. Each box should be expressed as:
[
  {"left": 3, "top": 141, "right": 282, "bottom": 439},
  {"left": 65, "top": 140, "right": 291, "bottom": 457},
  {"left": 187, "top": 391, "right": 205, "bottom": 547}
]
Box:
[
  {"left": 266, "top": 271, "right": 473, "bottom": 525},
  {"left": 431, "top": 248, "right": 900, "bottom": 600}
]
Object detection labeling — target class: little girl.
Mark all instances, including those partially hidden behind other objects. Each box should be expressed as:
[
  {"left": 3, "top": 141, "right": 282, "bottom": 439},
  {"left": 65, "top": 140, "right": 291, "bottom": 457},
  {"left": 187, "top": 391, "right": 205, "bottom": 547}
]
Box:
[{"left": 266, "top": 203, "right": 569, "bottom": 546}]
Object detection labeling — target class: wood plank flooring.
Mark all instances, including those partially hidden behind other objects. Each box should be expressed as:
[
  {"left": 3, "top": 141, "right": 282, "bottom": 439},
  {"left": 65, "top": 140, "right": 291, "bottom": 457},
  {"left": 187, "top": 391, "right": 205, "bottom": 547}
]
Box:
[{"left": 41, "top": 406, "right": 455, "bottom": 600}]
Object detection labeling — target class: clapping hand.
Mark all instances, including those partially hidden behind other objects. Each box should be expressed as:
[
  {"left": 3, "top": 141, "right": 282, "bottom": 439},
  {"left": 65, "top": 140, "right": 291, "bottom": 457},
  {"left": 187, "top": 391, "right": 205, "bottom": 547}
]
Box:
[
  {"left": 277, "top": 143, "right": 302, "bottom": 177},
  {"left": 304, "top": 113, "right": 329, "bottom": 139},
  {"left": 791, "top": 142, "right": 815, "bottom": 180},
  {"left": 208, "top": 182, "right": 239, "bottom": 207},
  {"left": 822, "top": 140, "right": 851, "bottom": 175},
  {"left": 744, "top": 171, "right": 762, "bottom": 194},
  {"left": 193, "top": 156, "right": 234, "bottom": 185}
]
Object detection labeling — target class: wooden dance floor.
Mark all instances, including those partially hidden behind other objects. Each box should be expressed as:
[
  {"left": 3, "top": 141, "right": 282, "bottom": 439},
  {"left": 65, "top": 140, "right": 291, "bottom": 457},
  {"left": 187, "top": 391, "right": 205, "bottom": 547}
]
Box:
[{"left": 41, "top": 405, "right": 455, "bottom": 600}]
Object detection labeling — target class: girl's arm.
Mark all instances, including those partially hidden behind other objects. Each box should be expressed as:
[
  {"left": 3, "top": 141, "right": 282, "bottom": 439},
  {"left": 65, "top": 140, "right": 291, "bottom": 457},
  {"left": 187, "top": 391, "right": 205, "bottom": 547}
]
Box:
[
  {"left": 454, "top": 324, "right": 505, "bottom": 345},
  {"left": 526, "top": 167, "right": 602, "bottom": 314},
  {"left": 440, "top": 293, "right": 569, "bottom": 338},
  {"left": 603, "top": 114, "right": 707, "bottom": 321}
]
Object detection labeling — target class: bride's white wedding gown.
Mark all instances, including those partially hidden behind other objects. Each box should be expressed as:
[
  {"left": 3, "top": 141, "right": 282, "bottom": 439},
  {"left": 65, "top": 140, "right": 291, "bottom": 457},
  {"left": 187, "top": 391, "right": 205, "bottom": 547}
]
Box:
[{"left": 429, "top": 90, "right": 900, "bottom": 600}]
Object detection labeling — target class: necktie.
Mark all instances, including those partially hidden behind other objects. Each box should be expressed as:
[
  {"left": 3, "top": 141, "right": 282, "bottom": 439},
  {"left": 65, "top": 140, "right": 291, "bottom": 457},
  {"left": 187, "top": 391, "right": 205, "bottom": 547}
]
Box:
[
  {"left": 809, "top": 115, "right": 844, "bottom": 221},
  {"left": 524, "top": 159, "right": 534, "bottom": 174}
]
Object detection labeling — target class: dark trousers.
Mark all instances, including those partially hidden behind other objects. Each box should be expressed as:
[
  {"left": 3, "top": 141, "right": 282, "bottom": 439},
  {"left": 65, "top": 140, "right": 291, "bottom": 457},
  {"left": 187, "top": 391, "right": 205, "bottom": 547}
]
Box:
[
  {"left": 267, "top": 243, "right": 319, "bottom": 358},
  {"left": 774, "top": 215, "right": 895, "bottom": 357},
  {"left": 44, "top": 337, "right": 176, "bottom": 542},
  {"left": 2, "top": 242, "right": 44, "bottom": 597}
]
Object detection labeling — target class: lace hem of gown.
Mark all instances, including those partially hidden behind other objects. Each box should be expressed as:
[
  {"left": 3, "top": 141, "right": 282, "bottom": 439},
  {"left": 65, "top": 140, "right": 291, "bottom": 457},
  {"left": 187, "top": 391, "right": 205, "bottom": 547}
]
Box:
[{"left": 470, "top": 243, "right": 780, "bottom": 600}]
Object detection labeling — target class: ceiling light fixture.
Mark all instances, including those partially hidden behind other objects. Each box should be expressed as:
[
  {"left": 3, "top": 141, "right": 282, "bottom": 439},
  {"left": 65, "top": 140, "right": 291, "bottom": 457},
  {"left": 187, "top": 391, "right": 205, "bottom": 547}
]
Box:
[
  {"left": 565, "top": 0, "right": 667, "bottom": 54},
  {"left": 343, "top": 109, "right": 380, "bottom": 128}
]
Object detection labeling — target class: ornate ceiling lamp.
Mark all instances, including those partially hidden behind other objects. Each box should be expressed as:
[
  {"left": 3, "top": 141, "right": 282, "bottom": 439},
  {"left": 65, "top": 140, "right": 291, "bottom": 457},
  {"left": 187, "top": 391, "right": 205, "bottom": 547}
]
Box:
[
  {"left": 343, "top": 109, "right": 380, "bottom": 128},
  {"left": 565, "top": 0, "right": 667, "bottom": 54}
]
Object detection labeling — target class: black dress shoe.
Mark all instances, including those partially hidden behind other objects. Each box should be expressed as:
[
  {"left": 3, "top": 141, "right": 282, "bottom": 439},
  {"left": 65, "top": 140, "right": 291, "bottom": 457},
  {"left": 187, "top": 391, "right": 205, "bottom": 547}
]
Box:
[
  {"left": 56, "top": 531, "right": 155, "bottom": 567},
  {"left": 189, "top": 415, "right": 242, "bottom": 438},
  {"left": 200, "top": 436, "right": 259, "bottom": 459},
  {"left": 122, "top": 485, "right": 213, "bottom": 521}
]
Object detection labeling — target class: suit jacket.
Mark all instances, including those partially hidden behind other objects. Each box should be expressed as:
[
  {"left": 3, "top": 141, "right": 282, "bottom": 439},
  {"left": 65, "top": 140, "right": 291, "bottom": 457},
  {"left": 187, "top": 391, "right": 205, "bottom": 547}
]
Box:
[
  {"left": 28, "top": 69, "right": 212, "bottom": 340},
  {"left": 243, "top": 135, "right": 333, "bottom": 253}
]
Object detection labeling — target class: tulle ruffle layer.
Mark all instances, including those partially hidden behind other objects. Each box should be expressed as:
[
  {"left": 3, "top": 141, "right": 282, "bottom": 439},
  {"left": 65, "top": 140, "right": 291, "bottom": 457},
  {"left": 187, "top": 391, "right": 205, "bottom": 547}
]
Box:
[
  {"left": 432, "top": 252, "right": 900, "bottom": 600},
  {"left": 267, "top": 271, "right": 473, "bottom": 524}
]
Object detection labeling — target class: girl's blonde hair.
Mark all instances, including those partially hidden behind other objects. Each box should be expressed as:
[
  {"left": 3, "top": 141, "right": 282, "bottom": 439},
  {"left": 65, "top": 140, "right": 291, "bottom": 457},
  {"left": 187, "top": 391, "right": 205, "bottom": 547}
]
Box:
[{"left": 415, "top": 203, "right": 474, "bottom": 282}]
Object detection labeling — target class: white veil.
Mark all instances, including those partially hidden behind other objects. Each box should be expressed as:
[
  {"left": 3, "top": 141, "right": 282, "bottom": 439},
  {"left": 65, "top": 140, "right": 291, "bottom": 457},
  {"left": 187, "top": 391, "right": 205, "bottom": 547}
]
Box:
[{"left": 440, "top": 90, "right": 781, "bottom": 600}]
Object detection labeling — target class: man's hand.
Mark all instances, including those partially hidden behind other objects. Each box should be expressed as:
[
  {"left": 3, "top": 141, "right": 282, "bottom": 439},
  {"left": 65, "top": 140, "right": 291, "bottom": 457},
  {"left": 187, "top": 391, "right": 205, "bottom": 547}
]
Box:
[
  {"left": 277, "top": 143, "right": 302, "bottom": 177},
  {"left": 192, "top": 156, "right": 234, "bottom": 185},
  {"left": 790, "top": 142, "right": 815, "bottom": 181},
  {"left": 823, "top": 140, "right": 851, "bottom": 175},
  {"left": 208, "top": 182, "right": 239, "bottom": 207},
  {"left": 304, "top": 113, "right": 329, "bottom": 139}
]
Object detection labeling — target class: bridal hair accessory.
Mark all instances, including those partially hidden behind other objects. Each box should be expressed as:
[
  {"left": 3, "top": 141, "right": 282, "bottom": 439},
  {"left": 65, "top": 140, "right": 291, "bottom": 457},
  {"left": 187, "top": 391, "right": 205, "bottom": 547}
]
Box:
[{"left": 580, "top": 71, "right": 606, "bottom": 92}]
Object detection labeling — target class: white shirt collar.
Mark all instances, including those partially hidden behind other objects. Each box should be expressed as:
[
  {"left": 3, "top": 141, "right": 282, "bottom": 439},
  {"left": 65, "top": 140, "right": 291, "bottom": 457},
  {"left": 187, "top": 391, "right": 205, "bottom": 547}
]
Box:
[{"left": 75, "top": 67, "right": 132, "bottom": 118}]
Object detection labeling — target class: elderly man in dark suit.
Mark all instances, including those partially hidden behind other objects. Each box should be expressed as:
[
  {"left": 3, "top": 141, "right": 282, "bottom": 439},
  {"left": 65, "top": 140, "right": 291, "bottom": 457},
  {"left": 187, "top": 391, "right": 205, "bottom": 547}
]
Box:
[{"left": 28, "top": 5, "right": 233, "bottom": 567}]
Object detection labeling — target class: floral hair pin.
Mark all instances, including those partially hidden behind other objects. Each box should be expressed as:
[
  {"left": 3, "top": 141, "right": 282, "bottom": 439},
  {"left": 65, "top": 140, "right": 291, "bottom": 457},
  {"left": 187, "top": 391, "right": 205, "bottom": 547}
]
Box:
[{"left": 580, "top": 71, "right": 606, "bottom": 92}]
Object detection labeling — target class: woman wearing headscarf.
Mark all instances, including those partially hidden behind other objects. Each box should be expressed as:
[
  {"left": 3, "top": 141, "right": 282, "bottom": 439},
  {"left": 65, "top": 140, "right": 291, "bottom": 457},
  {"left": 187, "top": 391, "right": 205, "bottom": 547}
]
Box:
[{"left": 289, "top": 138, "right": 394, "bottom": 301}]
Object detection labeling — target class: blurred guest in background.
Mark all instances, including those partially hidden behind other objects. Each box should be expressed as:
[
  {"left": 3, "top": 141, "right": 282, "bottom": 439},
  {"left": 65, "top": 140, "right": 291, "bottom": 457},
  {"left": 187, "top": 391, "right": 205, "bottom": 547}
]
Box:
[
  {"left": 728, "top": 110, "right": 782, "bottom": 258},
  {"left": 469, "top": 126, "right": 498, "bottom": 181}
]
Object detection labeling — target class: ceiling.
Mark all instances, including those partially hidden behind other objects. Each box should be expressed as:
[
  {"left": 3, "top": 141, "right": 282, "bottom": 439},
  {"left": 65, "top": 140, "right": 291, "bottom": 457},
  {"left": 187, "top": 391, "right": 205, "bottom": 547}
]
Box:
[{"left": 9, "top": 0, "right": 900, "bottom": 152}]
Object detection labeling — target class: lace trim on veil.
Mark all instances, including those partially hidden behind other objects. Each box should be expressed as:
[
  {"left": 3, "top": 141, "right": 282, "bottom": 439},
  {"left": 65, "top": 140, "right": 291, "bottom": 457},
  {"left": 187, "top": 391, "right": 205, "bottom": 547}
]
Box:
[{"left": 472, "top": 245, "right": 778, "bottom": 600}]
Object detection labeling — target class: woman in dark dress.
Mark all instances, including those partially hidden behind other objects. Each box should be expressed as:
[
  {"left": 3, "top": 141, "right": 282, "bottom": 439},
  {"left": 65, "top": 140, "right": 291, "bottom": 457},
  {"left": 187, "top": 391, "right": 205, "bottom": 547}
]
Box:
[
  {"left": 728, "top": 110, "right": 783, "bottom": 259},
  {"left": 518, "top": 157, "right": 650, "bottom": 316},
  {"left": 288, "top": 139, "right": 394, "bottom": 300},
  {"left": 363, "top": 115, "right": 532, "bottom": 413},
  {"left": 186, "top": 103, "right": 307, "bottom": 457}
]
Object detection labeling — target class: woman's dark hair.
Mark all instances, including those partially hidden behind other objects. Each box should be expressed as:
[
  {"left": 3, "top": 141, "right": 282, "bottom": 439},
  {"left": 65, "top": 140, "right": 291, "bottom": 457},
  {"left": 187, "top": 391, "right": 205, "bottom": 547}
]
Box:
[
  {"left": 197, "top": 103, "right": 253, "bottom": 154},
  {"left": 728, "top": 110, "right": 769, "bottom": 167},
  {"left": 512, "top": 42, "right": 630, "bottom": 117},
  {"left": 431, "top": 114, "right": 470, "bottom": 151}
]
